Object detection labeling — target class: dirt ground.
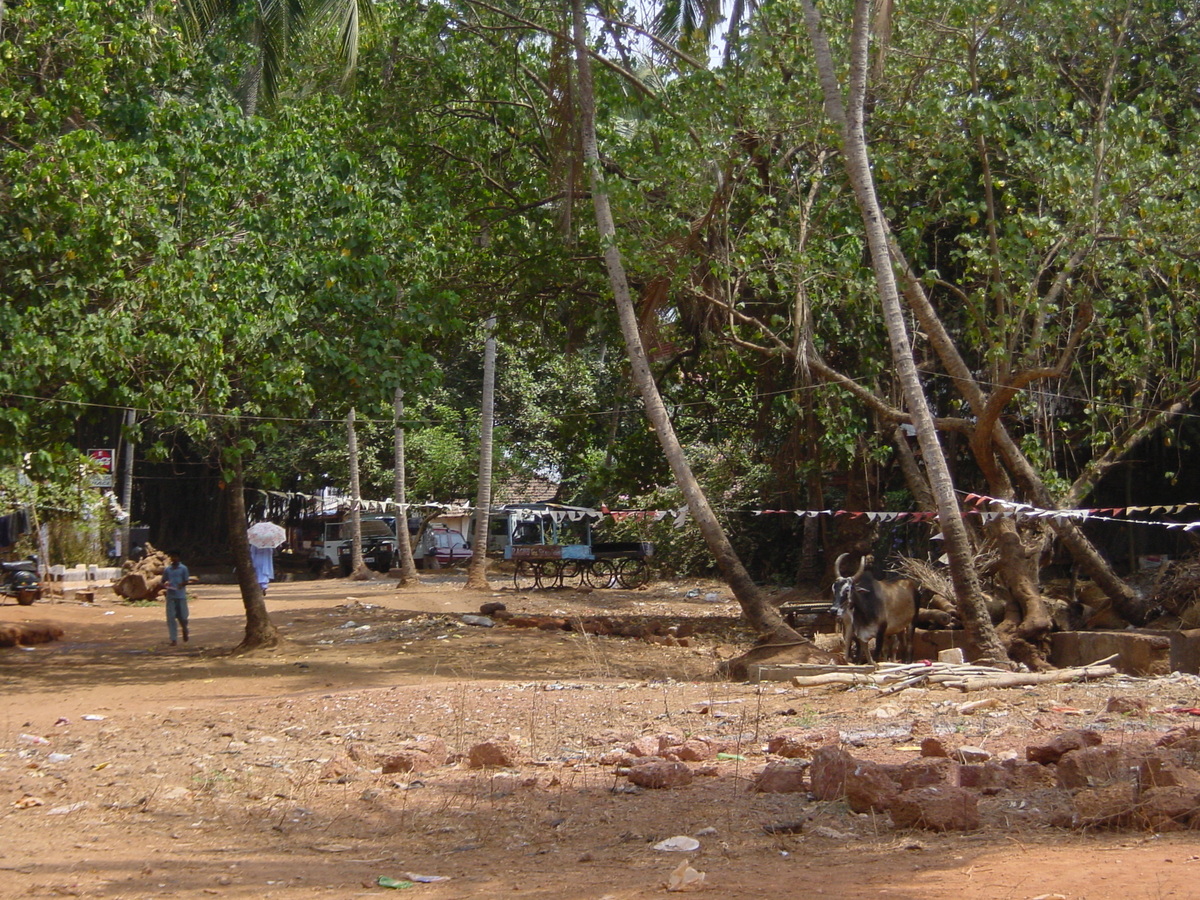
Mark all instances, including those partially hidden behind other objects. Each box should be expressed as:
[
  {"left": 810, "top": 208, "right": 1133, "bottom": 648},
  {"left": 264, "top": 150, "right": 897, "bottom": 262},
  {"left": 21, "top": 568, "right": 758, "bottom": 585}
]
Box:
[{"left": 2, "top": 572, "right": 1199, "bottom": 900}]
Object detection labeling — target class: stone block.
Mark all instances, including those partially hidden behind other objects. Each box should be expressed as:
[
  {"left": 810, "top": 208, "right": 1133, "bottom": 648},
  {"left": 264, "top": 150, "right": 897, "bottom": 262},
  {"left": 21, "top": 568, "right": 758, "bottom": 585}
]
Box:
[
  {"left": 627, "top": 760, "right": 693, "bottom": 789},
  {"left": 845, "top": 762, "right": 900, "bottom": 813},
  {"left": 750, "top": 761, "right": 809, "bottom": 794},
  {"left": 1000, "top": 758, "right": 1059, "bottom": 790},
  {"left": 912, "top": 629, "right": 973, "bottom": 662},
  {"left": 1050, "top": 630, "right": 1171, "bottom": 675},
  {"left": 1138, "top": 752, "right": 1200, "bottom": 793},
  {"left": 1072, "top": 782, "right": 1138, "bottom": 828},
  {"left": 1170, "top": 629, "right": 1200, "bottom": 675},
  {"left": 809, "top": 745, "right": 858, "bottom": 801},
  {"left": 1136, "top": 786, "right": 1200, "bottom": 831},
  {"left": 1026, "top": 729, "right": 1103, "bottom": 765},
  {"left": 890, "top": 786, "right": 980, "bottom": 831},
  {"left": 766, "top": 728, "right": 836, "bottom": 758},
  {"left": 667, "top": 739, "right": 715, "bottom": 762},
  {"left": 957, "top": 762, "right": 1010, "bottom": 793},
  {"left": 899, "top": 757, "right": 957, "bottom": 790},
  {"left": 1057, "top": 746, "right": 1133, "bottom": 791}
]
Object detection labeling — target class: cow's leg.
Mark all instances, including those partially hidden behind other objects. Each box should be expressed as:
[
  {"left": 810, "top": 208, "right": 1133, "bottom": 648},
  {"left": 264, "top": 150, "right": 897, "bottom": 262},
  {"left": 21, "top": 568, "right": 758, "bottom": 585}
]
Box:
[{"left": 872, "top": 622, "right": 888, "bottom": 664}]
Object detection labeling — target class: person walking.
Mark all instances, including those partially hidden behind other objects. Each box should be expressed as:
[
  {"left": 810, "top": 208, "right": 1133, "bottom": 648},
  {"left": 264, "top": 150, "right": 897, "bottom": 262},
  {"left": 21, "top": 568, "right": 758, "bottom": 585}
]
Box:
[
  {"left": 162, "top": 551, "right": 190, "bottom": 646},
  {"left": 250, "top": 544, "right": 274, "bottom": 595}
]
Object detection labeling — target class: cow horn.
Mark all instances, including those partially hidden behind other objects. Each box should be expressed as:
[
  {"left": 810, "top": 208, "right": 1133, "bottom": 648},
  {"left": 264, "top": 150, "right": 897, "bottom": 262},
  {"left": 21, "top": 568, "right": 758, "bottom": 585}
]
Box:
[
  {"left": 853, "top": 555, "right": 866, "bottom": 578},
  {"left": 835, "top": 552, "right": 849, "bottom": 578}
]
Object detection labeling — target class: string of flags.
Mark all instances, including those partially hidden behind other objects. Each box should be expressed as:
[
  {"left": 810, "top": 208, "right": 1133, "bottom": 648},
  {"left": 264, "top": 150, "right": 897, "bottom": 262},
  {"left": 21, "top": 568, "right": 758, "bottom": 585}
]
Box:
[
  {"left": 254, "top": 487, "right": 1200, "bottom": 533},
  {"left": 753, "top": 494, "right": 1200, "bottom": 532}
]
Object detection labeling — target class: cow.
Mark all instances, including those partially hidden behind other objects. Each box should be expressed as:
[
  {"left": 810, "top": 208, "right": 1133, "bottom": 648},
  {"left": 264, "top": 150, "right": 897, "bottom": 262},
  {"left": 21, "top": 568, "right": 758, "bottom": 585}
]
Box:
[{"left": 830, "top": 553, "right": 919, "bottom": 665}]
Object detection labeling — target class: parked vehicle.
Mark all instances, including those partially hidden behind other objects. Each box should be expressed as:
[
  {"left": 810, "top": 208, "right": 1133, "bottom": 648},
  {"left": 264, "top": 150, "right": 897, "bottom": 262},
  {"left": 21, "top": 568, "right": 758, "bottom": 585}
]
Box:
[
  {"left": 336, "top": 525, "right": 397, "bottom": 575},
  {"left": 308, "top": 516, "right": 397, "bottom": 574},
  {"left": 1, "top": 556, "right": 41, "bottom": 605},
  {"left": 418, "top": 525, "right": 472, "bottom": 569}
]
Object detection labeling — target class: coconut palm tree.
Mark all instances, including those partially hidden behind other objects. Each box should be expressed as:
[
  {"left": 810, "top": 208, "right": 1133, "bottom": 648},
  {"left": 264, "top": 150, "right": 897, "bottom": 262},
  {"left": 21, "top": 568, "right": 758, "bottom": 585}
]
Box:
[{"left": 177, "top": 0, "right": 375, "bottom": 114}]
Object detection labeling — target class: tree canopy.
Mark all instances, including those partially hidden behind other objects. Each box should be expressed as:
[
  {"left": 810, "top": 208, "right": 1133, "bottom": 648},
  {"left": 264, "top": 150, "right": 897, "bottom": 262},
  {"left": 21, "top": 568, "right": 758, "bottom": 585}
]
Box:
[{"left": 4, "top": 0, "right": 1200, "bottom": 658}]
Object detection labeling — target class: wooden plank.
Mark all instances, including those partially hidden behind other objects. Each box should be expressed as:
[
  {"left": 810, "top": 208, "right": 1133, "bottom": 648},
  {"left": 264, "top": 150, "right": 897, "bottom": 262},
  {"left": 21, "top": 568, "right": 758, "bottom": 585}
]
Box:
[{"left": 750, "top": 663, "right": 874, "bottom": 683}]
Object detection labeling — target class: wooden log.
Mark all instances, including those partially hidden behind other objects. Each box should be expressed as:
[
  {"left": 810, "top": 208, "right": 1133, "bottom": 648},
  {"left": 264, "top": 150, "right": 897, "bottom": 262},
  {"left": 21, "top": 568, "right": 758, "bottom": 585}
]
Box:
[
  {"left": 790, "top": 672, "right": 883, "bottom": 687},
  {"left": 950, "top": 664, "right": 1118, "bottom": 692},
  {"left": 113, "top": 544, "right": 169, "bottom": 600}
]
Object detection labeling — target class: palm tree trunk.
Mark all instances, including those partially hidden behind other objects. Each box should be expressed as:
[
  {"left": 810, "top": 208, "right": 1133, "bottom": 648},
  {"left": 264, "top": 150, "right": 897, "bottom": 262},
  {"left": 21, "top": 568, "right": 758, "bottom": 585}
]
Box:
[
  {"left": 465, "top": 316, "right": 497, "bottom": 591},
  {"left": 800, "top": 0, "right": 1007, "bottom": 663},
  {"left": 347, "top": 408, "right": 366, "bottom": 577},
  {"left": 571, "top": 0, "right": 795, "bottom": 640},
  {"left": 393, "top": 387, "right": 421, "bottom": 585}
]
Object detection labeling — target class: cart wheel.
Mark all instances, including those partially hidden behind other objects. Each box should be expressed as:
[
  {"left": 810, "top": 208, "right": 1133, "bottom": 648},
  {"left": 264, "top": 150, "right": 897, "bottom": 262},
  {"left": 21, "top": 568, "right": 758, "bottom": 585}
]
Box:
[
  {"left": 557, "top": 560, "right": 583, "bottom": 588},
  {"left": 513, "top": 560, "right": 540, "bottom": 592},
  {"left": 535, "top": 560, "right": 563, "bottom": 589},
  {"left": 586, "top": 559, "right": 618, "bottom": 589},
  {"left": 617, "top": 559, "right": 649, "bottom": 589}
]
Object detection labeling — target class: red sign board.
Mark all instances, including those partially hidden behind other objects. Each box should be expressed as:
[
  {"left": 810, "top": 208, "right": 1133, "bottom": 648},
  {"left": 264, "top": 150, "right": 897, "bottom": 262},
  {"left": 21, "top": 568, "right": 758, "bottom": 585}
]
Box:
[{"left": 88, "top": 448, "right": 115, "bottom": 487}]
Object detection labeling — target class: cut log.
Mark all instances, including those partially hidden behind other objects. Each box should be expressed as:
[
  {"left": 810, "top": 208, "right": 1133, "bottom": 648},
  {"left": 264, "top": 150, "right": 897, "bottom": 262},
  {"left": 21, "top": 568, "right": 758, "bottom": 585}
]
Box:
[
  {"left": 113, "top": 543, "right": 169, "bottom": 600},
  {"left": 948, "top": 656, "right": 1118, "bottom": 691}
]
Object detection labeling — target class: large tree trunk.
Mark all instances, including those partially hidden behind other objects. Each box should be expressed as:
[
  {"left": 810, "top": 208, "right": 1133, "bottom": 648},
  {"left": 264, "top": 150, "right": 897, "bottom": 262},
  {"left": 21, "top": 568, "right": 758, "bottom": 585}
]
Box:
[
  {"left": 227, "top": 458, "right": 279, "bottom": 652},
  {"left": 465, "top": 316, "right": 497, "bottom": 591},
  {"left": 572, "top": 0, "right": 799, "bottom": 642},
  {"left": 801, "top": 0, "right": 1008, "bottom": 664},
  {"left": 393, "top": 387, "right": 421, "bottom": 586},
  {"left": 890, "top": 221, "right": 1142, "bottom": 629}
]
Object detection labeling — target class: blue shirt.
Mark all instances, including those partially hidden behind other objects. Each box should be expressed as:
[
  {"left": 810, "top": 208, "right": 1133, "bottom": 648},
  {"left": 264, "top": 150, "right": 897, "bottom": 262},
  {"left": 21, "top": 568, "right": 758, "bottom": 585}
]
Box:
[{"left": 163, "top": 562, "right": 189, "bottom": 600}]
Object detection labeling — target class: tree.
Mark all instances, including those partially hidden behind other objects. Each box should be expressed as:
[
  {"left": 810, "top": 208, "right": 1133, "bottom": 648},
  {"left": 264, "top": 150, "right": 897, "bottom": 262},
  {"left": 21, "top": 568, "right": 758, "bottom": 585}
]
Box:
[
  {"left": 392, "top": 388, "right": 421, "bottom": 584},
  {"left": 465, "top": 316, "right": 498, "bottom": 590},
  {"left": 176, "top": 0, "right": 376, "bottom": 114},
  {"left": 571, "top": 0, "right": 808, "bottom": 643},
  {"left": 798, "top": 0, "right": 1008, "bottom": 663}
]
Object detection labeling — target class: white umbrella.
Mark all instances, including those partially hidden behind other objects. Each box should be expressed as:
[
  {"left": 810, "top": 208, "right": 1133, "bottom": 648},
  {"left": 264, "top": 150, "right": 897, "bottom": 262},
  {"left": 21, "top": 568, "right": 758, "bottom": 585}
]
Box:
[{"left": 246, "top": 521, "right": 287, "bottom": 549}]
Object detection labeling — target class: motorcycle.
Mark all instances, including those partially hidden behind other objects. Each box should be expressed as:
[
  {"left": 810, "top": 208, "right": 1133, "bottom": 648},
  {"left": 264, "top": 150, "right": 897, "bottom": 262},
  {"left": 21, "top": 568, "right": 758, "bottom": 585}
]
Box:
[{"left": 1, "top": 555, "right": 41, "bottom": 606}]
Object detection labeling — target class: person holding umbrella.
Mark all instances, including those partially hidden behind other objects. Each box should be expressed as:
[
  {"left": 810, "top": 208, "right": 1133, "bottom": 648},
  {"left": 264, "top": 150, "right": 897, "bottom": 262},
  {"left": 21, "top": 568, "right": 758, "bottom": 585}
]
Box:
[{"left": 247, "top": 521, "right": 287, "bottom": 595}]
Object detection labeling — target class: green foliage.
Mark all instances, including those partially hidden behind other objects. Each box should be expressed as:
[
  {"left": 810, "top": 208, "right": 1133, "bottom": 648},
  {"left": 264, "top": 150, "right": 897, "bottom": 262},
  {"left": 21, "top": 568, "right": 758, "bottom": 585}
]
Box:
[{"left": 5, "top": 0, "right": 1200, "bottom": 584}]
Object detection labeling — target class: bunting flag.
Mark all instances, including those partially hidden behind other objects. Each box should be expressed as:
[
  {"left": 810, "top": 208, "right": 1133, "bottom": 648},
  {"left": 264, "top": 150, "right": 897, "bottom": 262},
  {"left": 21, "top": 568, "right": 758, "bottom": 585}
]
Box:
[{"left": 266, "top": 488, "right": 1200, "bottom": 534}]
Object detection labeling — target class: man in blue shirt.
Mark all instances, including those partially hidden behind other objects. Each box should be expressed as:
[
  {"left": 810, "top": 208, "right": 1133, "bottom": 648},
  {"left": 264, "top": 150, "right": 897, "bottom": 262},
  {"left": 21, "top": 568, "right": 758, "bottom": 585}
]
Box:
[{"left": 162, "top": 552, "right": 191, "bottom": 646}]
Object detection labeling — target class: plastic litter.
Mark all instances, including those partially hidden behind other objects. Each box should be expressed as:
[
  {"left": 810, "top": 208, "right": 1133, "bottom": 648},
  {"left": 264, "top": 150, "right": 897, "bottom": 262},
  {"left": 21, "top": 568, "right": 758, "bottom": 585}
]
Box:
[
  {"left": 655, "top": 836, "right": 700, "bottom": 852},
  {"left": 404, "top": 873, "right": 450, "bottom": 883},
  {"left": 666, "top": 861, "right": 706, "bottom": 892},
  {"left": 81, "top": 714, "right": 106, "bottom": 721},
  {"left": 18, "top": 734, "right": 49, "bottom": 745},
  {"left": 376, "top": 876, "right": 415, "bottom": 889},
  {"left": 47, "top": 801, "right": 90, "bottom": 815}
]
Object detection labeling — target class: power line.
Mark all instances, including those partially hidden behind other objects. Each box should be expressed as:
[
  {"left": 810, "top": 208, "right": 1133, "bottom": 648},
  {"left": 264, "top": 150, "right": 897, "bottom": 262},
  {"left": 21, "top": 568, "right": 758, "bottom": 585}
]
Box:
[{"left": 3, "top": 363, "right": 1198, "bottom": 431}]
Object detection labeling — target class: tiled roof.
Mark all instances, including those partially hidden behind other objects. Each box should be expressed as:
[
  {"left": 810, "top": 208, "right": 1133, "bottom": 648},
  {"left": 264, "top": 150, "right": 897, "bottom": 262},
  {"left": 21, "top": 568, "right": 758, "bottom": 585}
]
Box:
[{"left": 493, "top": 475, "right": 560, "bottom": 506}]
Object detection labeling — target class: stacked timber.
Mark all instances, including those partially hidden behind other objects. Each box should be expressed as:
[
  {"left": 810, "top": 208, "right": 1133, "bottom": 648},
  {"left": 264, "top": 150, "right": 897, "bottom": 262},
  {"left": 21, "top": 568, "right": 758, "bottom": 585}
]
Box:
[{"left": 753, "top": 655, "right": 1120, "bottom": 692}]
